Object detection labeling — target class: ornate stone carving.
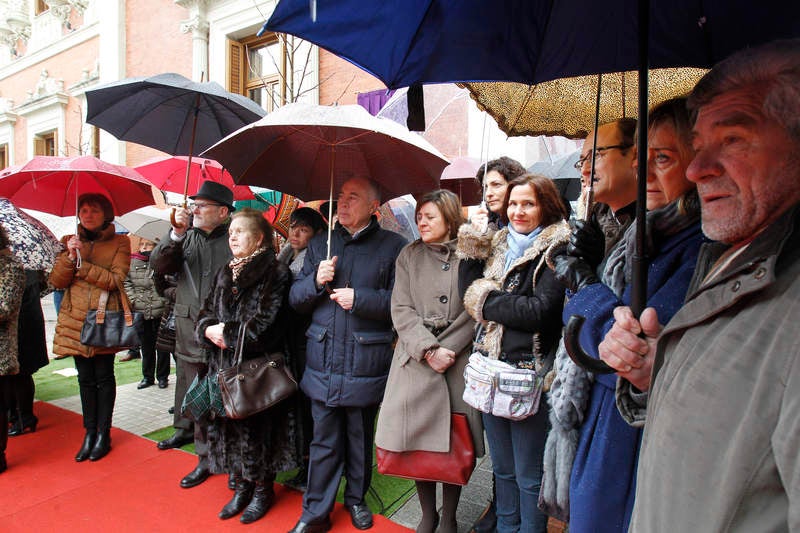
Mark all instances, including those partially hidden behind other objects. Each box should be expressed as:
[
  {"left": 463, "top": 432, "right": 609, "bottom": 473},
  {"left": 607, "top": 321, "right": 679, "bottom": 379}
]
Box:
[
  {"left": 26, "top": 69, "right": 66, "bottom": 102},
  {"left": 4, "top": 0, "right": 31, "bottom": 43}
]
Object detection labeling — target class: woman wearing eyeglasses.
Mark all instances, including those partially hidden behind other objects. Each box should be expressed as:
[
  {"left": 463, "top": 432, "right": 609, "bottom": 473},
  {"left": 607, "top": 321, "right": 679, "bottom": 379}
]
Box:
[{"left": 550, "top": 98, "right": 704, "bottom": 532}]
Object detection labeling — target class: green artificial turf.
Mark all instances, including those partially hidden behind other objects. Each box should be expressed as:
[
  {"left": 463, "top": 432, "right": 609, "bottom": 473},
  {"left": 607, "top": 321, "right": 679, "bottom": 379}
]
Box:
[
  {"left": 141, "top": 425, "right": 416, "bottom": 517},
  {"left": 33, "top": 355, "right": 166, "bottom": 402}
]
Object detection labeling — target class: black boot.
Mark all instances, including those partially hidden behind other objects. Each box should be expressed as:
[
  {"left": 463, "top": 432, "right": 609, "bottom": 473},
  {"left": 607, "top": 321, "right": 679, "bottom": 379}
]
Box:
[
  {"left": 240, "top": 480, "right": 275, "bottom": 523},
  {"left": 8, "top": 414, "right": 38, "bottom": 436},
  {"left": 0, "top": 409, "right": 7, "bottom": 473},
  {"left": 219, "top": 477, "right": 254, "bottom": 519},
  {"left": 75, "top": 431, "right": 96, "bottom": 462},
  {"left": 89, "top": 431, "right": 111, "bottom": 461}
]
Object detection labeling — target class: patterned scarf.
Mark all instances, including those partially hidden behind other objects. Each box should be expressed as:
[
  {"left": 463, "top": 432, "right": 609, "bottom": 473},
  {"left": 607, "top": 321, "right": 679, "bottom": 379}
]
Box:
[{"left": 229, "top": 246, "right": 268, "bottom": 282}]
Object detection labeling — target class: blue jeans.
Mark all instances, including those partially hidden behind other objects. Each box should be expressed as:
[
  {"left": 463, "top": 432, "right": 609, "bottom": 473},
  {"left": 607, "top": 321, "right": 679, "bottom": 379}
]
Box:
[{"left": 483, "top": 404, "right": 549, "bottom": 533}]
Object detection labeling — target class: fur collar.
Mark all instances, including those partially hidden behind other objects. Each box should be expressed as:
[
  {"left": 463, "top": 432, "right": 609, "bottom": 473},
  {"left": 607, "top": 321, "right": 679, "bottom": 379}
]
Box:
[
  {"left": 221, "top": 247, "right": 278, "bottom": 290},
  {"left": 483, "top": 221, "right": 571, "bottom": 286}
]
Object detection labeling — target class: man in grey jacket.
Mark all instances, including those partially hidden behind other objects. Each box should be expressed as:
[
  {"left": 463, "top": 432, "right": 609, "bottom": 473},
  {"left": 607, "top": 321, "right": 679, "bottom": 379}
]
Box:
[
  {"left": 599, "top": 39, "right": 800, "bottom": 531},
  {"left": 151, "top": 181, "right": 233, "bottom": 489}
]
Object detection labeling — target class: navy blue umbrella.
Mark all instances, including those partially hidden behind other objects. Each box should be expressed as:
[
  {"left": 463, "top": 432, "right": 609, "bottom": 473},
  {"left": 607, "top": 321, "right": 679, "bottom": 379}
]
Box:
[{"left": 264, "top": 0, "right": 799, "bottom": 89}]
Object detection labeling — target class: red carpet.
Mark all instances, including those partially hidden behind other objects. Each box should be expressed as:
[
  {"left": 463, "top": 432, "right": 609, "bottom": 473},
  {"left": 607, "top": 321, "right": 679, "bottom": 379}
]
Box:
[{"left": 1, "top": 402, "right": 411, "bottom": 532}]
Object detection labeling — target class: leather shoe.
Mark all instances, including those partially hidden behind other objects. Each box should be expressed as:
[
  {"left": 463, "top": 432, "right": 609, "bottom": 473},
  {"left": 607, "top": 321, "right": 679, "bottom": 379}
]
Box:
[
  {"left": 348, "top": 503, "right": 373, "bottom": 530},
  {"left": 157, "top": 432, "right": 193, "bottom": 450},
  {"left": 180, "top": 464, "right": 211, "bottom": 488},
  {"left": 240, "top": 482, "right": 275, "bottom": 523},
  {"left": 287, "top": 518, "right": 332, "bottom": 533},
  {"left": 137, "top": 379, "right": 155, "bottom": 389},
  {"left": 158, "top": 379, "right": 168, "bottom": 389},
  {"left": 219, "top": 477, "right": 254, "bottom": 519}
]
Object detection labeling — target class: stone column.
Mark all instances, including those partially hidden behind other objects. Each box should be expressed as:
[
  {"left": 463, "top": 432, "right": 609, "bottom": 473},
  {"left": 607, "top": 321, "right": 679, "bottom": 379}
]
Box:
[{"left": 176, "top": 0, "right": 209, "bottom": 81}]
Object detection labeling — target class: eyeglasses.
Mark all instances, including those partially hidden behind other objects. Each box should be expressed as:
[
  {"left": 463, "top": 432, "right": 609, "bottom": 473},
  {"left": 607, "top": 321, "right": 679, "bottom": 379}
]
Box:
[
  {"left": 190, "top": 202, "right": 222, "bottom": 210},
  {"left": 573, "top": 144, "right": 633, "bottom": 169}
]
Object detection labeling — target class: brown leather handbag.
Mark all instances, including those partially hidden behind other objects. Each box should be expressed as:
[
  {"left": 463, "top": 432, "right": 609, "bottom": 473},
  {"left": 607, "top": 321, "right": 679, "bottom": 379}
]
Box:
[
  {"left": 217, "top": 323, "right": 298, "bottom": 420},
  {"left": 375, "top": 413, "right": 476, "bottom": 486}
]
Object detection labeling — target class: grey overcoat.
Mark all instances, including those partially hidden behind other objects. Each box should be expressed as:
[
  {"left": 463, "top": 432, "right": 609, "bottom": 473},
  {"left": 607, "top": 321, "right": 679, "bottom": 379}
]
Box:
[{"left": 375, "top": 239, "right": 484, "bottom": 456}]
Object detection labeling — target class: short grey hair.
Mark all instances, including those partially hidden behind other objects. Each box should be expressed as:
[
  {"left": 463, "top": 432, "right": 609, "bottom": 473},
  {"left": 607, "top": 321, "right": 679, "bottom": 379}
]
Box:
[{"left": 687, "top": 39, "right": 800, "bottom": 146}]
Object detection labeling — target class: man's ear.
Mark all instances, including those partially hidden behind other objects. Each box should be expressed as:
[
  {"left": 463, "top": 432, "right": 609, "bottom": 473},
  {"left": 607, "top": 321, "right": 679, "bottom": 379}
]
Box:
[{"left": 370, "top": 199, "right": 380, "bottom": 213}]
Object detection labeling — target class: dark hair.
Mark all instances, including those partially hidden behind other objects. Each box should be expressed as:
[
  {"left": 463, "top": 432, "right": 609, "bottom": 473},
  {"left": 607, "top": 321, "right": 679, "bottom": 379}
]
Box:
[
  {"left": 290, "top": 207, "right": 326, "bottom": 234},
  {"left": 78, "top": 193, "right": 114, "bottom": 223},
  {"left": 231, "top": 207, "right": 274, "bottom": 246},
  {"left": 415, "top": 189, "right": 466, "bottom": 240},
  {"left": 0, "top": 224, "right": 10, "bottom": 249},
  {"left": 614, "top": 117, "right": 638, "bottom": 151},
  {"left": 475, "top": 156, "right": 527, "bottom": 186},
  {"left": 504, "top": 173, "right": 569, "bottom": 228},
  {"left": 687, "top": 38, "right": 800, "bottom": 146}
]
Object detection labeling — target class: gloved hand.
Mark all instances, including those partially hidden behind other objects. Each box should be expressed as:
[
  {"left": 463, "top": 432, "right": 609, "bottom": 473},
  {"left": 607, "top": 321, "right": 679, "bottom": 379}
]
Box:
[
  {"left": 553, "top": 254, "right": 599, "bottom": 293},
  {"left": 568, "top": 215, "right": 605, "bottom": 270}
]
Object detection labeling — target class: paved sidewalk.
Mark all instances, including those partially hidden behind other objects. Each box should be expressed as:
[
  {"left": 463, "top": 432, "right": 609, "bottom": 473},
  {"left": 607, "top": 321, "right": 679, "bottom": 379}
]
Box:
[{"left": 40, "top": 294, "right": 493, "bottom": 531}]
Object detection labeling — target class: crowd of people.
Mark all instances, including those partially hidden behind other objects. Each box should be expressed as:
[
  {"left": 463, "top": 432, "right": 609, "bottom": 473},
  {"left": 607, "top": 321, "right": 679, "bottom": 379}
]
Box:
[{"left": 0, "top": 38, "right": 798, "bottom": 533}]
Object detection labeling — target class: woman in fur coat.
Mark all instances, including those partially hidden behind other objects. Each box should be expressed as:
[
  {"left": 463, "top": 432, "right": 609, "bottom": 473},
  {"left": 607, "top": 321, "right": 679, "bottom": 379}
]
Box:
[
  {"left": 196, "top": 208, "right": 296, "bottom": 524},
  {"left": 460, "top": 174, "right": 570, "bottom": 533}
]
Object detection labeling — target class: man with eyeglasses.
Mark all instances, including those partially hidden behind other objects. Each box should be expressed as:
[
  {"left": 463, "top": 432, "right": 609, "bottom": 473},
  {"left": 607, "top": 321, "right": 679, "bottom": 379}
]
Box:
[
  {"left": 151, "top": 181, "right": 234, "bottom": 489},
  {"left": 539, "top": 118, "right": 638, "bottom": 523}
]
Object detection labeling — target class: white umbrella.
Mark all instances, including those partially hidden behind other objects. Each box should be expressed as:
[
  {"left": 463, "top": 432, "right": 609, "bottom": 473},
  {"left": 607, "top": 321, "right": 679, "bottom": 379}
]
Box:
[{"left": 117, "top": 206, "right": 172, "bottom": 242}]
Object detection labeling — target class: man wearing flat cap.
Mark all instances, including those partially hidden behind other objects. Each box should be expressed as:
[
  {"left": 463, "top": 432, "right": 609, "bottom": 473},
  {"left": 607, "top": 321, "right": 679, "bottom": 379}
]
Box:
[{"left": 151, "top": 181, "right": 234, "bottom": 488}]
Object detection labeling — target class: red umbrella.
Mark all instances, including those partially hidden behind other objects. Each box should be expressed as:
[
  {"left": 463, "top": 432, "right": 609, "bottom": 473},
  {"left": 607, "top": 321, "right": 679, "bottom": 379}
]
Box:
[
  {"left": 134, "top": 156, "right": 255, "bottom": 201},
  {"left": 0, "top": 155, "right": 156, "bottom": 217}
]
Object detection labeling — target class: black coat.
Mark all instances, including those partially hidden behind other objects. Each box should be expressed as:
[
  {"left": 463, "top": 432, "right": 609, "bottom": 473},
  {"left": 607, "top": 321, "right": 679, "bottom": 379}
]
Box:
[
  {"left": 18, "top": 270, "right": 48, "bottom": 375},
  {"left": 289, "top": 217, "right": 407, "bottom": 407}
]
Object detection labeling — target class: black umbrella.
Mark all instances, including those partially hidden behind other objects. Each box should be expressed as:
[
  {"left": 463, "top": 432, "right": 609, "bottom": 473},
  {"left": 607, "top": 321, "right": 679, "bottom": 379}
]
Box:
[{"left": 85, "top": 72, "right": 266, "bottom": 205}]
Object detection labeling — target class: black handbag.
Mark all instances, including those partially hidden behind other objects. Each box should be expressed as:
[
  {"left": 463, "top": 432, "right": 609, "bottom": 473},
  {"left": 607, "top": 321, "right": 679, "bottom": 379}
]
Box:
[
  {"left": 80, "top": 278, "right": 143, "bottom": 351},
  {"left": 217, "top": 322, "right": 298, "bottom": 420}
]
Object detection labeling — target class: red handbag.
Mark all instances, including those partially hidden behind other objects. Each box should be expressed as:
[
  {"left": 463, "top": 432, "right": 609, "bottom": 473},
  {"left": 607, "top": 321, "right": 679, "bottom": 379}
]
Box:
[{"left": 376, "top": 413, "right": 476, "bottom": 486}]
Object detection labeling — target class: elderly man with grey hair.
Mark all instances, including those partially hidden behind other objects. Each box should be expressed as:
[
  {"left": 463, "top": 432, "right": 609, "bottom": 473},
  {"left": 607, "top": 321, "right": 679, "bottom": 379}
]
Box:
[{"left": 598, "top": 39, "right": 800, "bottom": 532}]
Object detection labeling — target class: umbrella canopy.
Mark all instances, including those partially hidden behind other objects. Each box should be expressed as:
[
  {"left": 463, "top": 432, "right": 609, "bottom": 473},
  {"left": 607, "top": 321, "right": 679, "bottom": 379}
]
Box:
[
  {"left": 0, "top": 156, "right": 156, "bottom": 217},
  {"left": 116, "top": 206, "right": 172, "bottom": 242},
  {"left": 0, "top": 198, "right": 63, "bottom": 270},
  {"left": 529, "top": 152, "right": 582, "bottom": 202},
  {"left": 202, "top": 102, "right": 448, "bottom": 202},
  {"left": 85, "top": 73, "right": 266, "bottom": 157},
  {"left": 134, "top": 156, "right": 255, "bottom": 201},
  {"left": 264, "top": 0, "right": 799, "bottom": 89},
  {"left": 440, "top": 157, "right": 482, "bottom": 206},
  {"left": 461, "top": 68, "right": 707, "bottom": 138}
]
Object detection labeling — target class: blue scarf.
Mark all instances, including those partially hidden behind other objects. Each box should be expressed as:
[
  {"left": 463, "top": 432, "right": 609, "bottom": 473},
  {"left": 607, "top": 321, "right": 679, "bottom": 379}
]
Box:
[{"left": 504, "top": 225, "right": 542, "bottom": 272}]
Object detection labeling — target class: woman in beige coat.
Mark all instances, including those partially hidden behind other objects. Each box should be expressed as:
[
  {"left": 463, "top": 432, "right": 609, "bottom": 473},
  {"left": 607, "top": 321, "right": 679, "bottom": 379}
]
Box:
[
  {"left": 376, "top": 189, "right": 483, "bottom": 533},
  {"left": 50, "top": 193, "right": 131, "bottom": 463}
]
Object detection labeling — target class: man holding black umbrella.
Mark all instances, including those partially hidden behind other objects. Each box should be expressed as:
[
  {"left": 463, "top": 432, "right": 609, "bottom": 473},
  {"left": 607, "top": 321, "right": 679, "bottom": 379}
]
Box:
[
  {"left": 151, "top": 181, "right": 234, "bottom": 489},
  {"left": 600, "top": 39, "right": 800, "bottom": 531}
]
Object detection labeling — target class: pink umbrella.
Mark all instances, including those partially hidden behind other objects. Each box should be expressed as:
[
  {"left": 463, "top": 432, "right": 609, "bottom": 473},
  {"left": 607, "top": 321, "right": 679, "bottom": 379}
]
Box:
[
  {"left": 440, "top": 156, "right": 482, "bottom": 206},
  {"left": 0, "top": 155, "right": 156, "bottom": 217},
  {"left": 134, "top": 156, "right": 255, "bottom": 201}
]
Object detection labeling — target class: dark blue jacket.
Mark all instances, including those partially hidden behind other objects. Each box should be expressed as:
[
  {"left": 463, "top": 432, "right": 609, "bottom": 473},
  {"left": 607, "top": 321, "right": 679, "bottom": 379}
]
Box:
[
  {"left": 289, "top": 217, "right": 407, "bottom": 407},
  {"left": 564, "top": 222, "right": 704, "bottom": 533}
]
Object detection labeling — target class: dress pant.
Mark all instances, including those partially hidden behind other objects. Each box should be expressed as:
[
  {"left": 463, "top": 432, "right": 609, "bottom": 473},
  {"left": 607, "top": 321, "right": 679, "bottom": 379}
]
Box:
[
  {"left": 301, "top": 399, "right": 378, "bottom": 522},
  {"left": 73, "top": 353, "right": 116, "bottom": 432},
  {"left": 140, "top": 318, "right": 170, "bottom": 382},
  {"left": 170, "top": 356, "right": 193, "bottom": 435},
  {"left": 176, "top": 358, "right": 209, "bottom": 464}
]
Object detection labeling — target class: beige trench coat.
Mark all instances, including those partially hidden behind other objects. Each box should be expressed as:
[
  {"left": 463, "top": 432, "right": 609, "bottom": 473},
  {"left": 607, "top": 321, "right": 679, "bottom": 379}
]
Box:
[{"left": 375, "top": 239, "right": 484, "bottom": 456}]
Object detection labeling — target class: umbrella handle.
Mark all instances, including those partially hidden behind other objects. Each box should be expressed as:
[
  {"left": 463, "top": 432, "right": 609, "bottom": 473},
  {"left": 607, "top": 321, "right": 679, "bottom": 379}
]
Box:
[
  {"left": 169, "top": 205, "right": 189, "bottom": 230},
  {"left": 563, "top": 314, "right": 616, "bottom": 374}
]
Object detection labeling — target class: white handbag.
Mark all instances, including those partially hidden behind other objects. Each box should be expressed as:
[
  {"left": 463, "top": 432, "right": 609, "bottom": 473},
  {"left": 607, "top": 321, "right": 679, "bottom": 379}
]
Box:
[{"left": 463, "top": 352, "right": 543, "bottom": 421}]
